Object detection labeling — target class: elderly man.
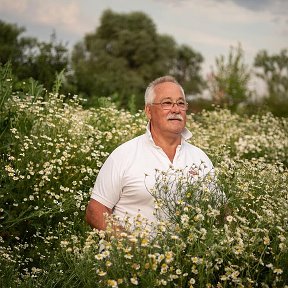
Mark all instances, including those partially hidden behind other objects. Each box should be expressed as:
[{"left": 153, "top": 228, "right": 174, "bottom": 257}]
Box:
[{"left": 85, "top": 75, "right": 215, "bottom": 230}]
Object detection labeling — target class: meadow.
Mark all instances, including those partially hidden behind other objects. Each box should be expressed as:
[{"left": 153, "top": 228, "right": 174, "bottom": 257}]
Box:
[{"left": 0, "top": 67, "right": 288, "bottom": 287}]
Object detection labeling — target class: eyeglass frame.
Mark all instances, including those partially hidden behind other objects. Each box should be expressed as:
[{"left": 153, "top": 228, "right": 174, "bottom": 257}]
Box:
[{"left": 151, "top": 98, "right": 188, "bottom": 111}]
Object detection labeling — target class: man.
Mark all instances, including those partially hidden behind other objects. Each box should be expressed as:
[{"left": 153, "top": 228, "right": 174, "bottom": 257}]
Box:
[{"left": 85, "top": 75, "right": 214, "bottom": 230}]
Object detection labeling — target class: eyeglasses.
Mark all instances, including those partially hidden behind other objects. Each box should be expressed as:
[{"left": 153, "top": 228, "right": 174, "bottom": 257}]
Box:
[{"left": 152, "top": 99, "right": 188, "bottom": 111}]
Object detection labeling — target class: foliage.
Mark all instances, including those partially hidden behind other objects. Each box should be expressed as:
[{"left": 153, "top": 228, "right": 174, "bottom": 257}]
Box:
[
  {"left": 171, "top": 44, "right": 205, "bottom": 96},
  {"left": 1, "top": 65, "right": 288, "bottom": 287},
  {"left": 207, "top": 44, "right": 251, "bottom": 111},
  {"left": 70, "top": 9, "right": 204, "bottom": 109},
  {"left": 0, "top": 20, "right": 26, "bottom": 66},
  {"left": 0, "top": 20, "right": 69, "bottom": 91},
  {"left": 1, "top": 18, "right": 288, "bottom": 116},
  {"left": 254, "top": 49, "right": 288, "bottom": 117}
]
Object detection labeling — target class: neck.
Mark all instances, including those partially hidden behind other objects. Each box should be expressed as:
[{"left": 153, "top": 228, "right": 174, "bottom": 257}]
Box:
[{"left": 150, "top": 126, "right": 182, "bottom": 162}]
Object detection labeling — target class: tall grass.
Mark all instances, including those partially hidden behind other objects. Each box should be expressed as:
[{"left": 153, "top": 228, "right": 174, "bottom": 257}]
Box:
[{"left": 0, "top": 64, "right": 287, "bottom": 287}]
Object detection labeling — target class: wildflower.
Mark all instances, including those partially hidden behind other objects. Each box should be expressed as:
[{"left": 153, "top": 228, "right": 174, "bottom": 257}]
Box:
[
  {"left": 191, "top": 265, "right": 198, "bottom": 274},
  {"left": 128, "top": 236, "right": 137, "bottom": 243},
  {"left": 233, "top": 244, "right": 244, "bottom": 255},
  {"left": 165, "top": 251, "right": 174, "bottom": 263},
  {"left": 200, "top": 228, "right": 207, "bottom": 239},
  {"left": 226, "top": 215, "right": 233, "bottom": 222},
  {"left": 123, "top": 247, "right": 132, "bottom": 253},
  {"left": 279, "top": 243, "right": 286, "bottom": 251},
  {"left": 220, "top": 275, "right": 228, "bottom": 281},
  {"left": 263, "top": 236, "right": 270, "bottom": 245},
  {"left": 106, "top": 261, "right": 112, "bottom": 267},
  {"left": 273, "top": 268, "right": 283, "bottom": 274},
  {"left": 278, "top": 234, "right": 286, "bottom": 242},
  {"left": 231, "top": 270, "right": 240, "bottom": 279},
  {"left": 157, "top": 254, "right": 165, "bottom": 263},
  {"left": 191, "top": 257, "right": 198, "bottom": 264},
  {"left": 130, "top": 277, "right": 138, "bottom": 285},
  {"left": 97, "top": 269, "right": 107, "bottom": 276},
  {"left": 194, "top": 213, "right": 204, "bottom": 222},
  {"left": 60, "top": 240, "right": 69, "bottom": 248},
  {"left": 107, "top": 279, "right": 118, "bottom": 287},
  {"left": 144, "top": 263, "right": 150, "bottom": 269},
  {"left": 171, "top": 235, "right": 179, "bottom": 240},
  {"left": 124, "top": 253, "right": 133, "bottom": 259},
  {"left": 181, "top": 214, "right": 189, "bottom": 224},
  {"left": 141, "top": 238, "right": 149, "bottom": 247},
  {"left": 102, "top": 250, "right": 110, "bottom": 258},
  {"left": 131, "top": 263, "right": 140, "bottom": 270},
  {"left": 189, "top": 278, "right": 196, "bottom": 284},
  {"left": 169, "top": 274, "right": 179, "bottom": 280}
]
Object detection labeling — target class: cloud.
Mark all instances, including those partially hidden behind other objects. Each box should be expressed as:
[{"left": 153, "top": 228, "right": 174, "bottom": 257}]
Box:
[
  {"left": 228, "top": 0, "right": 288, "bottom": 13},
  {"left": 205, "top": 0, "right": 288, "bottom": 26},
  {"left": 156, "top": 0, "right": 288, "bottom": 15},
  {"left": 0, "top": 0, "right": 29, "bottom": 14},
  {"left": 33, "top": 2, "right": 87, "bottom": 33},
  {"left": 0, "top": 0, "right": 94, "bottom": 35},
  {"left": 223, "top": 0, "right": 272, "bottom": 11}
]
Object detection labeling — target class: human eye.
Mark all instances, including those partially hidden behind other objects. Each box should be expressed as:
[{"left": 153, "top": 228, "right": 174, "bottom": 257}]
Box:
[
  {"left": 161, "top": 100, "right": 173, "bottom": 107},
  {"left": 177, "top": 100, "right": 186, "bottom": 107}
]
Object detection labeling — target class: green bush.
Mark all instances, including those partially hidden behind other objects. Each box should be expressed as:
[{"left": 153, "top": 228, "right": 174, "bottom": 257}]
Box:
[{"left": 0, "top": 65, "right": 287, "bottom": 287}]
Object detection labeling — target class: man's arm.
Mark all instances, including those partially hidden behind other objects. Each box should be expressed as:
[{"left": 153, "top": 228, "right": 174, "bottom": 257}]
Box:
[{"left": 85, "top": 199, "right": 112, "bottom": 230}]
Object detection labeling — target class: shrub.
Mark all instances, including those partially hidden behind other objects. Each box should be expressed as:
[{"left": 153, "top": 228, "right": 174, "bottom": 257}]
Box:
[{"left": 0, "top": 68, "right": 287, "bottom": 287}]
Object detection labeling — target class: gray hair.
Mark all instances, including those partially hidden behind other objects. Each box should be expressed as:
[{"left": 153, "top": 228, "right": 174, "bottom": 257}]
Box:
[{"left": 144, "top": 75, "right": 185, "bottom": 105}]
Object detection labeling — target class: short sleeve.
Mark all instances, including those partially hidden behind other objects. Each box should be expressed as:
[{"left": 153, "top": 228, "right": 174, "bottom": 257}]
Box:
[{"left": 90, "top": 155, "right": 123, "bottom": 209}]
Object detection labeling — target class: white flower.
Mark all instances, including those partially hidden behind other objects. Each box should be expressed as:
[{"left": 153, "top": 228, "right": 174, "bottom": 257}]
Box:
[
  {"left": 181, "top": 214, "right": 189, "bottom": 224},
  {"left": 189, "top": 278, "right": 196, "bottom": 284},
  {"left": 107, "top": 279, "right": 118, "bottom": 287},
  {"left": 95, "top": 254, "right": 104, "bottom": 260},
  {"left": 97, "top": 269, "right": 107, "bottom": 276},
  {"left": 130, "top": 277, "right": 138, "bottom": 285},
  {"left": 263, "top": 236, "right": 270, "bottom": 245},
  {"left": 226, "top": 215, "right": 233, "bottom": 222},
  {"left": 273, "top": 268, "right": 283, "bottom": 274}
]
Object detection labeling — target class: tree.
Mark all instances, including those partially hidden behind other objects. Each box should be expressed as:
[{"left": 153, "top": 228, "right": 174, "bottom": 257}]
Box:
[
  {"left": 0, "top": 20, "right": 69, "bottom": 91},
  {"left": 70, "top": 9, "right": 204, "bottom": 109},
  {"left": 254, "top": 49, "right": 288, "bottom": 117},
  {"left": 207, "top": 44, "right": 251, "bottom": 110},
  {"left": 0, "top": 20, "right": 28, "bottom": 67},
  {"left": 17, "top": 32, "right": 69, "bottom": 91},
  {"left": 171, "top": 44, "right": 204, "bottom": 96}
]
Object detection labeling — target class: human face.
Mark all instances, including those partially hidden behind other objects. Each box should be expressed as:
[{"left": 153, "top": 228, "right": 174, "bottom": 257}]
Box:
[{"left": 145, "top": 82, "right": 187, "bottom": 138}]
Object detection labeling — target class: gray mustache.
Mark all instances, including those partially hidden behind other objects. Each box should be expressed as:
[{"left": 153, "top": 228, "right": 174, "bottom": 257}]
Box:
[{"left": 167, "top": 113, "right": 184, "bottom": 121}]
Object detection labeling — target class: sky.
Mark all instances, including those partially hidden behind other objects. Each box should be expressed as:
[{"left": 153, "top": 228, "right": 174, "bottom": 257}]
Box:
[{"left": 0, "top": 0, "right": 287, "bottom": 92}]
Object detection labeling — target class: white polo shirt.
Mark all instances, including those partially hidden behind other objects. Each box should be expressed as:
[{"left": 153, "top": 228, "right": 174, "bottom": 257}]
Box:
[{"left": 91, "top": 124, "right": 214, "bottom": 224}]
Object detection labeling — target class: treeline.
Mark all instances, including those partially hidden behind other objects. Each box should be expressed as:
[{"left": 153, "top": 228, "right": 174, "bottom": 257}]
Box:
[{"left": 1, "top": 9, "right": 287, "bottom": 116}]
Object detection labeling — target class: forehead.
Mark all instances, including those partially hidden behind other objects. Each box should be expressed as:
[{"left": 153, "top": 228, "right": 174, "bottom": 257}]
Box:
[{"left": 154, "top": 82, "right": 184, "bottom": 100}]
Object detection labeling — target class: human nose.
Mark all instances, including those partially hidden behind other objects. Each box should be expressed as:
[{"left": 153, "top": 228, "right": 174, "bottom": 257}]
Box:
[{"left": 171, "top": 102, "right": 181, "bottom": 112}]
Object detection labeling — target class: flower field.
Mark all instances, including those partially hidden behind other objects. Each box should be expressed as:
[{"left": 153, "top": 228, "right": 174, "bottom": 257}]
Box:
[{"left": 1, "top": 70, "right": 288, "bottom": 287}]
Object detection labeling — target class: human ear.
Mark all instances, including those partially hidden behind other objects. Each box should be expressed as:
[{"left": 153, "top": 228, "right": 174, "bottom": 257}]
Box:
[{"left": 145, "top": 105, "right": 152, "bottom": 120}]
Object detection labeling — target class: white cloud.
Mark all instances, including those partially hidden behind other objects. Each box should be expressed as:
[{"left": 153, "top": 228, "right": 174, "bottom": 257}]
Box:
[
  {"left": 33, "top": 2, "right": 87, "bottom": 33},
  {"left": 0, "top": 0, "right": 93, "bottom": 35},
  {"left": 1, "top": 0, "right": 286, "bottom": 73},
  {"left": 0, "top": 0, "right": 29, "bottom": 14}
]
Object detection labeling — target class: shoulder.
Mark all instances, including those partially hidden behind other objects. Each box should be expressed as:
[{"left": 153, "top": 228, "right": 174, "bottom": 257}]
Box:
[{"left": 109, "top": 134, "right": 145, "bottom": 159}]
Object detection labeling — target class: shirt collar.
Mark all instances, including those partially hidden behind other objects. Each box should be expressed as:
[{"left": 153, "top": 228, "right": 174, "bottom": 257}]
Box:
[{"left": 145, "top": 121, "right": 192, "bottom": 144}]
